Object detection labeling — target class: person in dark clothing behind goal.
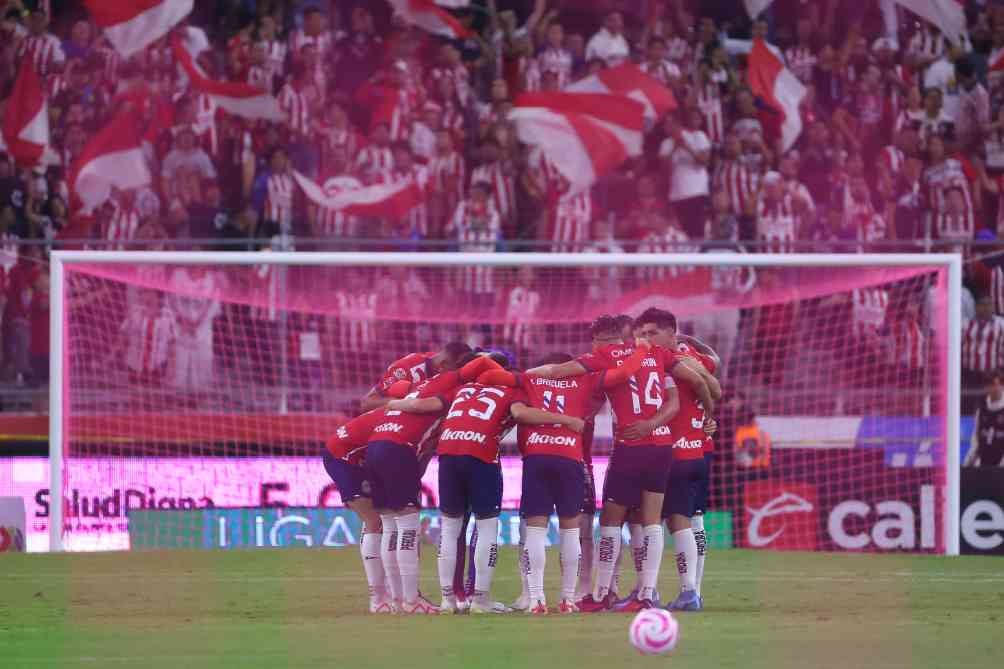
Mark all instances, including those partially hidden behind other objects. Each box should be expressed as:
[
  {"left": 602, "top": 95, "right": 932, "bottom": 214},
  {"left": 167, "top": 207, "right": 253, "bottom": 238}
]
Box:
[{"left": 964, "top": 372, "right": 1004, "bottom": 468}]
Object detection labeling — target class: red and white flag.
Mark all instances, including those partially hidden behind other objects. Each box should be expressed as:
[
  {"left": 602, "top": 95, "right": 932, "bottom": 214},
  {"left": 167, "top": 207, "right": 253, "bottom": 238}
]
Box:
[
  {"left": 565, "top": 62, "right": 677, "bottom": 124},
  {"left": 84, "top": 0, "right": 193, "bottom": 59},
  {"left": 509, "top": 91, "right": 645, "bottom": 194},
  {"left": 893, "top": 0, "right": 967, "bottom": 45},
  {"left": 70, "top": 112, "right": 151, "bottom": 213},
  {"left": 1, "top": 59, "right": 49, "bottom": 168},
  {"left": 171, "top": 35, "right": 283, "bottom": 121},
  {"left": 387, "top": 0, "right": 473, "bottom": 39},
  {"left": 747, "top": 38, "right": 807, "bottom": 152},
  {"left": 293, "top": 170, "right": 425, "bottom": 220},
  {"left": 744, "top": 0, "right": 774, "bottom": 19}
]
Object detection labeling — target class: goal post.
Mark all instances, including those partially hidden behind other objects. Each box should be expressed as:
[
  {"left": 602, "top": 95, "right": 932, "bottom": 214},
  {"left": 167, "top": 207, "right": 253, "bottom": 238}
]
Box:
[{"left": 47, "top": 251, "right": 962, "bottom": 555}]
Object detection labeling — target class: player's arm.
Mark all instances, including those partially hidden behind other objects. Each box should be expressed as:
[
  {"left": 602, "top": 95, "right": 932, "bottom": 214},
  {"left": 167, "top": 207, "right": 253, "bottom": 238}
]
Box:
[
  {"left": 620, "top": 386, "right": 680, "bottom": 441},
  {"left": 510, "top": 402, "right": 585, "bottom": 433},
  {"left": 678, "top": 355, "right": 722, "bottom": 401},
  {"left": 599, "top": 339, "right": 651, "bottom": 387},
  {"left": 360, "top": 379, "right": 414, "bottom": 410},
  {"left": 678, "top": 334, "right": 722, "bottom": 373},
  {"left": 476, "top": 369, "right": 518, "bottom": 386},
  {"left": 525, "top": 360, "right": 589, "bottom": 378},
  {"left": 671, "top": 359, "right": 715, "bottom": 415},
  {"left": 386, "top": 396, "right": 447, "bottom": 413}
]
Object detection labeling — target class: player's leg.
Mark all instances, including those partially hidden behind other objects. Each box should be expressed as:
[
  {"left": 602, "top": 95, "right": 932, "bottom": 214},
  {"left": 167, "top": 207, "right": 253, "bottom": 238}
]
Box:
[
  {"left": 520, "top": 455, "right": 555, "bottom": 614},
  {"left": 322, "top": 449, "right": 389, "bottom": 613},
  {"left": 364, "top": 446, "right": 404, "bottom": 610},
  {"left": 663, "top": 459, "right": 703, "bottom": 612},
  {"left": 436, "top": 454, "right": 467, "bottom": 614},
  {"left": 575, "top": 463, "right": 596, "bottom": 600},
  {"left": 469, "top": 457, "right": 506, "bottom": 614},
  {"left": 512, "top": 513, "right": 531, "bottom": 611},
  {"left": 627, "top": 446, "right": 673, "bottom": 609},
  {"left": 692, "top": 453, "right": 713, "bottom": 598},
  {"left": 583, "top": 449, "right": 634, "bottom": 610},
  {"left": 371, "top": 441, "right": 434, "bottom": 613},
  {"left": 555, "top": 459, "right": 586, "bottom": 613}
]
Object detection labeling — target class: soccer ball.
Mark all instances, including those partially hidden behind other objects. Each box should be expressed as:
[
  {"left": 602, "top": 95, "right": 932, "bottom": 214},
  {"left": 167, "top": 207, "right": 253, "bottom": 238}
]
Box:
[{"left": 628, "top": 608, "right": 679, "bottom": 655}]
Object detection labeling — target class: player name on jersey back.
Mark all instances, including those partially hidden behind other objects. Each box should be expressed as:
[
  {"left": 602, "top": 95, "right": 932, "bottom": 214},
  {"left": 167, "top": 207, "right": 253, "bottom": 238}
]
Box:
[{"left": 517, "top": 373, "right": 604, "bottom": 462}]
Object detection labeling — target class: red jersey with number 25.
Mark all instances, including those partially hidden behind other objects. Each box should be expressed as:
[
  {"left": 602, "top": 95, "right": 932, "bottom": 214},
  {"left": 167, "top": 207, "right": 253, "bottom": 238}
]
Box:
[
  {"left": 326, "top": 409, "right": 383, "bottom": 464},
  {"left": 516, "top": 371, "right": 607, "bottom": 461},
  {"left": 577, "top": 344, "right": 676, "bottom": 447},
  {"left": 668, "top": 343, "right": 717, "bottom": 460},
  {"left": 438, "top": 383, "right": 527, "bottom": 464},
  {"left": 376, "top": 351, "right": 436, "bottom": 394},
  {"left": 368, "top": 372, "right": 463, "bottom": 450}
]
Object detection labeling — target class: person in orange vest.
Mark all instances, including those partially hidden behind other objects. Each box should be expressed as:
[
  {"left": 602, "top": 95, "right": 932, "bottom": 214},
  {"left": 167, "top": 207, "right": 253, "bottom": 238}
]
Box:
[{"left": 735, "top": 422, "right": 771, "bottom": 469}]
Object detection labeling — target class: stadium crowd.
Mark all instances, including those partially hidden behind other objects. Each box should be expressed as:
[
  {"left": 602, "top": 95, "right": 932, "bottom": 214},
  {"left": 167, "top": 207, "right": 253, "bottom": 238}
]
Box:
[{"left": 0, "top": 0, "right": 1000, "bottom": 409}]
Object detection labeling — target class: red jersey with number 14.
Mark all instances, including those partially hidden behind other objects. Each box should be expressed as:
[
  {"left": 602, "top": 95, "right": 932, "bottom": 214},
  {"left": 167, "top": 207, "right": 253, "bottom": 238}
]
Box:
[
  {"left": 516, "top": 371, "right": 607, "bottom": 462},
  {"left": 438, "top": 383, "right": 527, "bottom": 464},
  {"left": 368, "top": 372, "right": 463, "bottom": 450},
  {"left": 375, "top": 351, "right": 436, "bottom": 394},
  {"left": 577, "top": 344, "right": 676, "bottom": 447},
  {"left": 326, "top": 409, "right": 383, "bottom": 464}
]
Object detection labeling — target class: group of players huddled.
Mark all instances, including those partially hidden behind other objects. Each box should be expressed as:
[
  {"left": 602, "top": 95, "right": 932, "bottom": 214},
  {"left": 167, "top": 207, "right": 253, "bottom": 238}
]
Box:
[{"left": 321, "top": 308, "right": 720, "bottom": 615}]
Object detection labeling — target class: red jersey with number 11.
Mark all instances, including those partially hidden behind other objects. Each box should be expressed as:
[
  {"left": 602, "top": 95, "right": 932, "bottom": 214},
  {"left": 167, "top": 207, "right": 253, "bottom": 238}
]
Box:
[
  {"left": 516, "top": 371, "right": 607, "bottom": 462},
  {"left": 577, "top": 344, "right": 677, "bottom": 447},
  {"left": 437, "top": 383, "right": 528, "bottom": 463}
]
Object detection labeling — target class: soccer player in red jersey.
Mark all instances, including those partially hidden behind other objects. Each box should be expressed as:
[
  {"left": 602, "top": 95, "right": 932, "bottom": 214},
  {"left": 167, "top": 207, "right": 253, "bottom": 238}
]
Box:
[
  {"left": 479, "top": 342, "right": 651, "bottom": 614},
  {"left": 528, "top": 314, "right": 707, "bottom": 611},
  {"left": 433, "top": 356, "right": 580, "bottom": 614},
  {"left": 364, "top": 354, "right": 501, "bottom": 614},
  {"left": 359, "top": 342, "right": 472, "bottom": 410},
  {"left": 634, "top": 308, "right": 722, "bottom": 612},
  {"left": 323, "top": 408, "right": 398, "bottom": 613}
]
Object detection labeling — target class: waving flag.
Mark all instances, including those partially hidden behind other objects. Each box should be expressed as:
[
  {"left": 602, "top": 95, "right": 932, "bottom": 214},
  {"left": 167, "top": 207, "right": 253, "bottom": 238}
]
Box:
[
  {"left": 84, "top": 0, "right": 193, "bottom": 59},
  {"left": 747, "top": 38, "right": 807, "bottom": 152},
  {"left": 2, "top": 59, "right": 48, "bottom": 168},
  {"left": 509, "top": 92, "right": 645, "bottom": 194},
  {"left": 70, "top": 111, "right": 150, "bottom": 213},
  {"left": 170, "top": 35, "right": 283, "bottom": 121},
  {"left": 744, "top": 0, "right": 775, "bottom": 18},
  {"left": 893, "top": 0, "right": 967, "bottom": 45},
  {"left": 387, "top": 0, "right": 473, "bottom": 39},
  {"left": 565, "top": 62, "right": 677, "bottom": 124},
  {"left": 293, "top": 171, "right": 425, "bottom": 220}
]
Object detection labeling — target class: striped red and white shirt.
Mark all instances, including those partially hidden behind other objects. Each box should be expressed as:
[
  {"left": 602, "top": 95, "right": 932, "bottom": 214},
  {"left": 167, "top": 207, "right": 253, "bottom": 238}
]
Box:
[
  {"left": 990, "top": 266, "right": 1004, "bottom": 316},
  {"left": 889, "top": 319, "right": 927, "bottom": 371},
  {"left": 636, "top": 227, "right": 696, "bottom": 281},
  {"left": 922, "top": 159, "right": 973, "bottom": 216},
  {"left": 121, "top": 308, "right": 176, "bottom": 374},
  {"left": 261, "top": 39, "right": 287, "bottom": 80},
  {"left": 963, "top": 317, "right": 1004, "bottom": 372},
  {"left": 288, "top": 29, "right": 333, "bottom": 60},
  {"left": 470, "top": 162, "right": 517, "bottom": 225},
  {"left": 314, "top": 175, "right": 362, "bottom": 238},
  {"left": 503, "top": 285, "right": 541, "bottom": 350},
  {"left": 852, "top": 288, "right": 889, "bottom": 338},
  {"left": 193, "top": 94, "right": 220, "bottom": 157},
  {"left": 429, "top": 151, "right": 466, "bottom": 208},
  {"left": 278, "top": 83, "right": 310, "bottom": 137},
  {"left": 696, "top": 82, "right": 725, "bottom": 145},
  {"left": 449, "top": 200, "right": 501, "bottom": 294},
  {"left": 784, "top": 45, "right": 817, "bottom": 84},
  {"left": 356, "top": 145, "right": 395, "bottom": 177},
  {"left": 537, "top": 47, "right": 573, "bottom": 89},
  {"left": 335, "top": 290, "right": 377, "bottom": 352},
  {"left": 639, "top": 59, "right": 681, "bottom": 88},
  {"left": 106, "top": 205, "right": 140, "bottom": 249},
  {"left": 264, "top": 172, "right": 295, "bottom": 230},
  {"left": 756, "top": 195, "right": 797, "bottom": 254},
  {"left": 537, "top": 156, "right": 592, "bottom": 251},
  {"left": 18, "top": 33, "right": 64, "bottom": 75},
  {"left": 45, "top": 73, "right": 66, "bottom": 99},
  {"left": 715, "top": 159, "right": 758, "bottom": 217},
  {"left": 933, "top": 211, "right": 973, "bottom": 242}
]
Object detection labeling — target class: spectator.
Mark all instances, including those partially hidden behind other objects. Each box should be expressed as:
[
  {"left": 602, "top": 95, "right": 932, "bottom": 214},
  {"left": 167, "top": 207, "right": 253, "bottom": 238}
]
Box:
[
  {"left": 447, "top": 181, "right": 501, "bottom": 314},
  {"left": 964, "top": 371, "right": 1004, "bottom": 467},
  {"left": 166, "top": 265, "right": 222, "bottom": 395},
  {"left": 585, "top": 11, "right": 629, "bottom": 67},
  {"left": 660, "top": 108, "right": 712, "bottom": 239},
  {"left": 962, "top": 296, "right": 1004, "bottom": 411}
]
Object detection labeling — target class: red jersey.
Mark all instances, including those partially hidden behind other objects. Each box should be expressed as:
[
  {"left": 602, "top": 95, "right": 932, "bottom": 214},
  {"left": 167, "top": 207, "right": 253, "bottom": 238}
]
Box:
[
  {"left": 375, "top": 351, "right": 436, "bottom": 394},
  {"left": 667, "top": 344, "right": 716, "bottom": 460},
  {"left": 326, "top": 410, "right": 383, "bottom": 465},
  {"left": 516, "top": 371, "right": 607, "bottom": 462},
  {"left": 368, "top": 372, "right": 464, "bottom": 450},
  {"left": 677, "top": 342, "right": 717, "bottom": 455},
  {"left": 437, "top": 383, "right": 527, "bottom": 464},
  {"left": 577, "top": 344, "right": 677, "bottom": 447}
]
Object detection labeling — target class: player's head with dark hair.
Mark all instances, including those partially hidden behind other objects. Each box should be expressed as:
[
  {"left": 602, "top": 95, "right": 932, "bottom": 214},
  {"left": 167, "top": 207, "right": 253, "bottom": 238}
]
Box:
[
  {"left": 453, "top": 352, "right": 479, "bottom": 369},
  {"left": 438, "top": 341, "right": 473, "bottom": 370},
  {"left": 487, "top": 351, "right": 512, "bottom": 370},
  {"left": 534, "top": 352, "right": 573, "bottom": 367},
  {"left": 635, "top": 308, "right": 678, "bottom": 349},
  {"left": 613, "top": 314, "right": 635, "bottom": 342},
  {"left": 589, "top": 315, "right": 622, "bottom": 347}
]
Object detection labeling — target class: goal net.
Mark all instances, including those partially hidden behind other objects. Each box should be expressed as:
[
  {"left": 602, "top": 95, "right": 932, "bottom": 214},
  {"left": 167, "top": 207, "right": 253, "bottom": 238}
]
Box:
[{"left": 46, "top": 252, "right": 960, "bottom": 554}]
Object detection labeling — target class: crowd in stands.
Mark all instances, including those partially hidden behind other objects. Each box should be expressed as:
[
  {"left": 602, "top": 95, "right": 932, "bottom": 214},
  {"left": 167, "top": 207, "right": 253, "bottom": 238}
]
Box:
[{"left": 0, "top": 0, "right": 1002, "bottom": 412}]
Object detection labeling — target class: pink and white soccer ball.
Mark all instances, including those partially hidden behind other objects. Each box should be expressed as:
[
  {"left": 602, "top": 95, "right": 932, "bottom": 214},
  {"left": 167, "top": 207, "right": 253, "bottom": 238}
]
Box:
[{"left": 628, "top": 608, "right": 679, "bottom": 655}]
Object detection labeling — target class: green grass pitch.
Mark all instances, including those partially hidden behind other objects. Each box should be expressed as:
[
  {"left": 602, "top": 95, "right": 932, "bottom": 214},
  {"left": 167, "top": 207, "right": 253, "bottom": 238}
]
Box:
[{"left": 1, "top": 547, "right": 1001, "bottom": 668}]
